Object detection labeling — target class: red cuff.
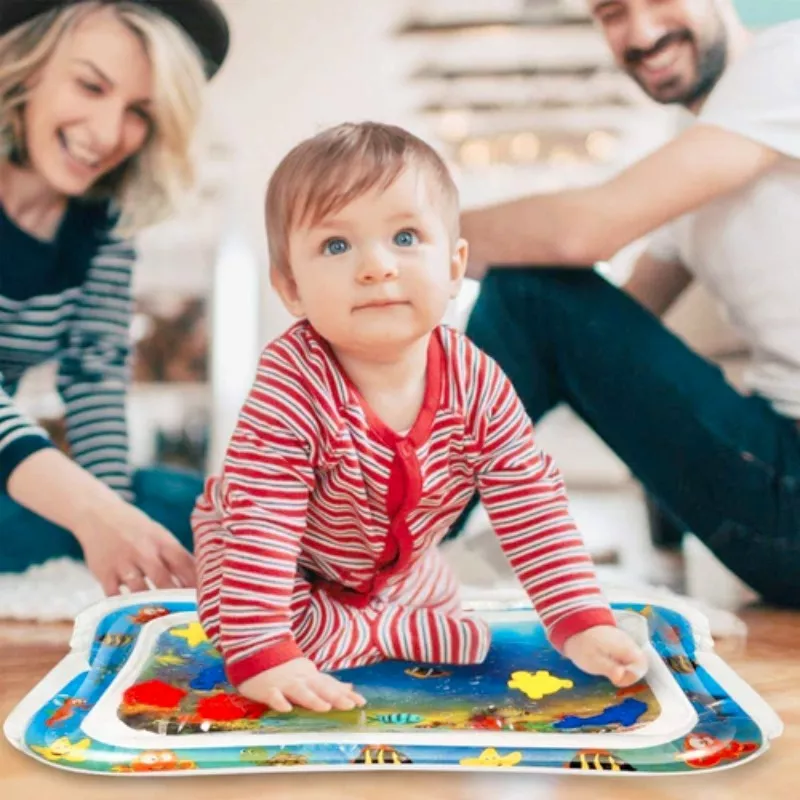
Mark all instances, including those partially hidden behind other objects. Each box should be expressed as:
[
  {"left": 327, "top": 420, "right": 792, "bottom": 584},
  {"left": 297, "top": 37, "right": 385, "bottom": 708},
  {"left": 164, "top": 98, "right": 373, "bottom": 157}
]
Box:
[
  {"left": 547, "top": 607, "right": 617, "bottom": 653},
  {"left": 225, "top": 636, "right": 304, "bottom": 687}
]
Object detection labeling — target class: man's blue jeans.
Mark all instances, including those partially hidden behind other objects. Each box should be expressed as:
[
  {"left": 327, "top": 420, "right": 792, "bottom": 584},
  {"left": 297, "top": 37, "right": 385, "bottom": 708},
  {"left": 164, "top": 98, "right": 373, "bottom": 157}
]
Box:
[
  {"left": 0, "top": 466, "right": 203, "bottom": 572},
  {"left": 448, "top": 268, "right": 800, "bottom": 607}
]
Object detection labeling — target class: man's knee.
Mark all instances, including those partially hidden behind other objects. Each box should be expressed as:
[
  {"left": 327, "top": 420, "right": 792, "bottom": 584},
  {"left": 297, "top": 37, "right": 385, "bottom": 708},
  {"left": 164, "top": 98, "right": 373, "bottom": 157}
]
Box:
[
  {"left": 479, "top": 267, "right": 611, "bottom": 312},
  {"left": 469, "top": 268, "right": 614, "bottom": 340}
]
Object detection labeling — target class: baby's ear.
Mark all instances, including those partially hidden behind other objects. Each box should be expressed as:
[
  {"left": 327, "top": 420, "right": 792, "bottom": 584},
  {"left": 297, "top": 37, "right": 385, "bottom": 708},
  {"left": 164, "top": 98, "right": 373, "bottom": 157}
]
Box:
[
  {"left": 270, "top": 264, "right": 305, "bottom": 318},
  {"left": 449, "top": 238, "right": 469, "bottom": 298}
]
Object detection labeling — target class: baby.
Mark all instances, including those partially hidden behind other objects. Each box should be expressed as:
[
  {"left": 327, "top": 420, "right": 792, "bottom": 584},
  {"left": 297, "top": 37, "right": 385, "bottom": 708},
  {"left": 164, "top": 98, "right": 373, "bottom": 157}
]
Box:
[{"left": 192, "top": 121, "right": 647, "bottom": 714}]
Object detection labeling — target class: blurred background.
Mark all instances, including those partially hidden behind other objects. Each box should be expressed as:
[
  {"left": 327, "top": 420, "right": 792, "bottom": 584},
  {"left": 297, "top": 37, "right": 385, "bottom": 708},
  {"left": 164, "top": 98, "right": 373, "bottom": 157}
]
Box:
[{"left": 12, "top": 0, "right": 800, "bottom": 606}]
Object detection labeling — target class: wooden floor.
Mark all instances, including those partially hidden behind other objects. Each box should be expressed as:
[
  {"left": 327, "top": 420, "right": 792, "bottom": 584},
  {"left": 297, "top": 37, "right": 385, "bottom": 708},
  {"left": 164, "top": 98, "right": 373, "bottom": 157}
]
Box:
[{"left": 0, "top": 607, "right": 795, "bottom": 798}]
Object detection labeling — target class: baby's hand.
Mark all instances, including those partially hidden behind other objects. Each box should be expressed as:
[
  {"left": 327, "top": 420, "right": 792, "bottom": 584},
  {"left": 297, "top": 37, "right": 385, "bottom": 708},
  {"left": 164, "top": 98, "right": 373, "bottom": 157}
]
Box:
[
  {"left": 238, "top": 657, "right": 367, "bottom": 713},
  {"left": 563, "top": 625, "right": 648, "bottom": 687}
]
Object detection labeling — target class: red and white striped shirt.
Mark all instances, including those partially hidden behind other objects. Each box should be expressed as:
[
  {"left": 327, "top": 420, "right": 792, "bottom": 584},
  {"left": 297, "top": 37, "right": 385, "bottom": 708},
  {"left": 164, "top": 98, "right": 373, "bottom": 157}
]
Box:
[{"left": 193, "top": 322, "right": 614, "bottom": 685}]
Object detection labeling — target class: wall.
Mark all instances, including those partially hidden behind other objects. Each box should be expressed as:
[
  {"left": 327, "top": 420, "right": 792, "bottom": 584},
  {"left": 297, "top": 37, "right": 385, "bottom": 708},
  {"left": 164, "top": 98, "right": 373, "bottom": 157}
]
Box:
[
  {"left": 203, "top": 0, "right": 427, "bottom": 462},
  {"left": 208, "top": 0, "right": 676, "bottom": 337},
  {"left": 735, "top": 0, "right": 800, "bottom": 25},
  {"left": 199, "top": 0, "right": 680, "bottom": 463},
  {"left": 201, "top": 0, "right": 790, "bottom": 465}
]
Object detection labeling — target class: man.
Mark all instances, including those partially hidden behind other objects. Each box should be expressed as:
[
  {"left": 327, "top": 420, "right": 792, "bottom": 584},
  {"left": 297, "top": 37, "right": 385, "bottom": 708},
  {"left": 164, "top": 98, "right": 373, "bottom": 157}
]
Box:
[{"left": 455, "top": 0, "right": 800, "bottom": 606}]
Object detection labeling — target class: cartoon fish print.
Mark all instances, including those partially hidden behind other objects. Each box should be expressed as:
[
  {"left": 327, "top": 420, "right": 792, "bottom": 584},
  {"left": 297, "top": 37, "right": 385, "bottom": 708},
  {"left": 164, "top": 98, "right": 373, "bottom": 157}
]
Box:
[
  {"left": 459, "top": 748, "right": 522, "bottom": 768},
  {"left": 404, "top": 666, "right": 451, "bottom": 679},
  {"left": 665, "top": 655, "right": 698, "bottom": 674},
  {"left": 46, "top": 697, "right": 90, "bottom": 728},
  {"left": 554, "top": 698, "right": 648, "bottom": 731},
  {"left": 352, "top": 745, "right": 412, "bottom": 765},
  {"left": 130, "top": 606, "right": 170, "bottom": 625},
  {"left": 155, "top": 651, "right": 187, "bottom": 667},
  {"left": 112, "top": 750, "right": 196, "bottom": 773},
  {"left": 31, "top": 736, "right": 92, "bottom": 763},
  {"left": 370, "top": 713, "right": 424, "bottom": 725},
  {"left": 680, "top": 733, "right": 759, "bottom": 769},
  {"left": 97, "top": 632, "right": 133, "bottom": 647},
  {"left": 568, "top": 751, "right": 636, "bottom": 772},
  {"left": 507, "top": 670, "right": 574, "bottom": 700}
]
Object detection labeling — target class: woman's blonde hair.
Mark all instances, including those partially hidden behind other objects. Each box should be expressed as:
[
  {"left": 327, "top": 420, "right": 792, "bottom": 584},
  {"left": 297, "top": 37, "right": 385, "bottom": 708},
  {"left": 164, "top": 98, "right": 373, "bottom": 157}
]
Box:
[{"left": 0, "top": 1, "right": 207, "bottom": 235}]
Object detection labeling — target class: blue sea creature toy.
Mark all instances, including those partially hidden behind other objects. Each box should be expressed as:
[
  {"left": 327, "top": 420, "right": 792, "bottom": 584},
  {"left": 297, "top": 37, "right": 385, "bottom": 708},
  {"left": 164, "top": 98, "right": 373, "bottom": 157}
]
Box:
[
  {"left": 554, "top": 698, "right": 647, "bottom": 730},
  {"left": 189, "top": 663, "right": 227, "bottom": 692}
]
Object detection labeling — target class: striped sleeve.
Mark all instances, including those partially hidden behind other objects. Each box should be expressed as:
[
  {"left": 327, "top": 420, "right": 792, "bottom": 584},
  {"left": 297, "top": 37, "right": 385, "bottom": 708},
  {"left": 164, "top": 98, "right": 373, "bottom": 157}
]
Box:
[
  {"left": 0, "top": 380, "right": 55, "bottom": 490},
  {"left": 57, "top": 236, "right": 135, "bottom": 500},
  {"left": 214, "top": 344, "right": 317, "bottom": 685},
  {"left": 472, "top": 352, "right": 615, "bottom": 651}
]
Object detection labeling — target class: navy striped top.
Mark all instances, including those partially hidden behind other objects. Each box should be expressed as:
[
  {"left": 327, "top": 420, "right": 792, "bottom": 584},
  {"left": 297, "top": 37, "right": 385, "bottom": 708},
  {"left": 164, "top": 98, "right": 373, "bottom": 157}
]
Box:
[{"left": 0, "top": 199, "right": 133, "bottom": 499}]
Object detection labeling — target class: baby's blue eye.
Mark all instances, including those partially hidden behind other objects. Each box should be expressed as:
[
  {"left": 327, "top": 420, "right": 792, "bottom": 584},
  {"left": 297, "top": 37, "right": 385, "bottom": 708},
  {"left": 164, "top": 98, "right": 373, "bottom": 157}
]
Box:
[
  {"left": 394, "top": 230, "right": 418, "bottom": 247},
  {"left": 323, "top": 238, "right": 350, "bottom": 256}
]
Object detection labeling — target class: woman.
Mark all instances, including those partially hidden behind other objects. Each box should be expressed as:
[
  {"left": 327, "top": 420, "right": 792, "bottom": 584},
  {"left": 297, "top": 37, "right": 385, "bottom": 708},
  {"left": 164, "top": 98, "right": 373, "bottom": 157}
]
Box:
[{"left": 0, "top": 0, "right": 229, "bottom": 595}]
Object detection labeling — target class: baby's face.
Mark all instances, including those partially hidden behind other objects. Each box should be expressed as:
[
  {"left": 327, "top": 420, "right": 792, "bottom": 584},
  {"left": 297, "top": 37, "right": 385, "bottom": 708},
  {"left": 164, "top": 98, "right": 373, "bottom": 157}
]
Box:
[{"left": 282, "top": 167, "right": 467, "bottom": 358}]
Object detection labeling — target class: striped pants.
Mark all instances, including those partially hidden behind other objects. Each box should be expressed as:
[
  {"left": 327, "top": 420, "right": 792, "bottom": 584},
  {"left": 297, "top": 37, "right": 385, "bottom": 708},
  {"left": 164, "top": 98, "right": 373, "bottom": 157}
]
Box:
[
  {"left": 293, "top": 549, "right": 491, "bottom": 672},
  {"left": 203, "top": 548, "right": 492, "bottom": 674}
]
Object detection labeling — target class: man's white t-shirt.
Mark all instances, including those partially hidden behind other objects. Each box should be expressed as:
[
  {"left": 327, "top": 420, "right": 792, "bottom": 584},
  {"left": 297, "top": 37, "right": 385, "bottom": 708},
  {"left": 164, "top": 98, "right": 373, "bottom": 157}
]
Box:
[{"left": 647, "top": 20, "right": 800, "bottom": 420}]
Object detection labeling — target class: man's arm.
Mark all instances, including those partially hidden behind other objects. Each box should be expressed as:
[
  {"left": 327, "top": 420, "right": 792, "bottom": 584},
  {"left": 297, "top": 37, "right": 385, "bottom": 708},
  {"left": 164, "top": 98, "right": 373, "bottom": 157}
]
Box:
[
  {"left": 462, "top": 124, "right": 780, "bottom": 277},
  {"left": 623, "top": 252, "right": 694, "bottom": 318}
]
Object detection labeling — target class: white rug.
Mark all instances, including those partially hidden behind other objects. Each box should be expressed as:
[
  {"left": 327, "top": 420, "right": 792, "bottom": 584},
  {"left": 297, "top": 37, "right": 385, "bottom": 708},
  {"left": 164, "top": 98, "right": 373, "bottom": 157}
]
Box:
[{"left": 0, "top": 559, "right": 104, "bottom": 622}]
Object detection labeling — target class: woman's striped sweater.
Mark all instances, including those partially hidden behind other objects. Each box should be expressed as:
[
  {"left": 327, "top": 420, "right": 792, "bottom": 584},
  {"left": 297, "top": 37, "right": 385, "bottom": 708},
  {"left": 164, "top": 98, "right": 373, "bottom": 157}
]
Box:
[{"left": 0, "top": 200, "right": 133, "bottom": 498}]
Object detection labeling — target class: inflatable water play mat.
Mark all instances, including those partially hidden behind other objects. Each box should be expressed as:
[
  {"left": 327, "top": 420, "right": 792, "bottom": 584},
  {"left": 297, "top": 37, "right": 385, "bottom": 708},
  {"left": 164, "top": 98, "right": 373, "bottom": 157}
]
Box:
[{"left": 4, "top": 589, "right": 782, "bottom": 776}]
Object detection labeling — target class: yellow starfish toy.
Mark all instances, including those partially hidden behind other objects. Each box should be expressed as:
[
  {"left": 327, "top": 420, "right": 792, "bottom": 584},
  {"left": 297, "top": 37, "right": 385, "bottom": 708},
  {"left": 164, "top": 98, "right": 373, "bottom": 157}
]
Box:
[
  {"left": 169, "top": 622, "right": 208, "bottom": 648},
  {"left": 507, "top": 670, "right": 574, "bottom": 700}
]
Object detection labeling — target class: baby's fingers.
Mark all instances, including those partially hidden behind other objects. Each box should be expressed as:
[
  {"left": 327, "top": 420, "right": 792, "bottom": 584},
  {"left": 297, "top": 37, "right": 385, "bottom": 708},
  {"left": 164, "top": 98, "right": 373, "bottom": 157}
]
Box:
[
  {"left": 348, "top": 688, "right": 368, "bottom": 707},
  {"left": 264, "top": 687, "right": 293, "bottom": 713},
  {"left": 605, "top": 649, "right": 648, "bottom": 687},
  {"left": 337, "top": 686, "right": 367, "bottom": 710},
  {"left": 313, "top": 675, "right": 366, "bottom": 711},
  {"left": 615, "top": 665, "right": 647, "bottom": 687},
  {"left": 573, "top": 648, "right": 633, "bottom": 687},
  {"left": 285, "top": 682, "right": 332, "bottom": 713}
]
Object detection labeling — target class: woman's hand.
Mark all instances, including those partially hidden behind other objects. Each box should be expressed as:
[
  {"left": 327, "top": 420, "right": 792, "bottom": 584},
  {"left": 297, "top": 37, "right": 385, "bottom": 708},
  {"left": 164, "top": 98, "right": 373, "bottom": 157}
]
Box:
[
  {"left": 74, "top": 500, "right": 195, "bottom": 595},
  {"left": 7, "top": 448, "right": 195, "bottom": 596}
]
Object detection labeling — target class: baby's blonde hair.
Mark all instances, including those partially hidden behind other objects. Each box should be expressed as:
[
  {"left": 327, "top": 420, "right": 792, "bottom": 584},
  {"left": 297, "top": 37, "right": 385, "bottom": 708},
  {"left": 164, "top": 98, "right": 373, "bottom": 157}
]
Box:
[
  {"left": 266, "top": 122, "right": 461, "bottom": 276},
  {"left": 0, "top": 1, "right": 207, "bottom": 235}
]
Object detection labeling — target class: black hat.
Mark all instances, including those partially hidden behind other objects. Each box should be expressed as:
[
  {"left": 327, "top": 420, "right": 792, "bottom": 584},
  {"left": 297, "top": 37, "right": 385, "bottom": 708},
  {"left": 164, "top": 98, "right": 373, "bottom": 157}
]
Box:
[{"left": 0, "top": 0, "right": 230, "bottom": 78}]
